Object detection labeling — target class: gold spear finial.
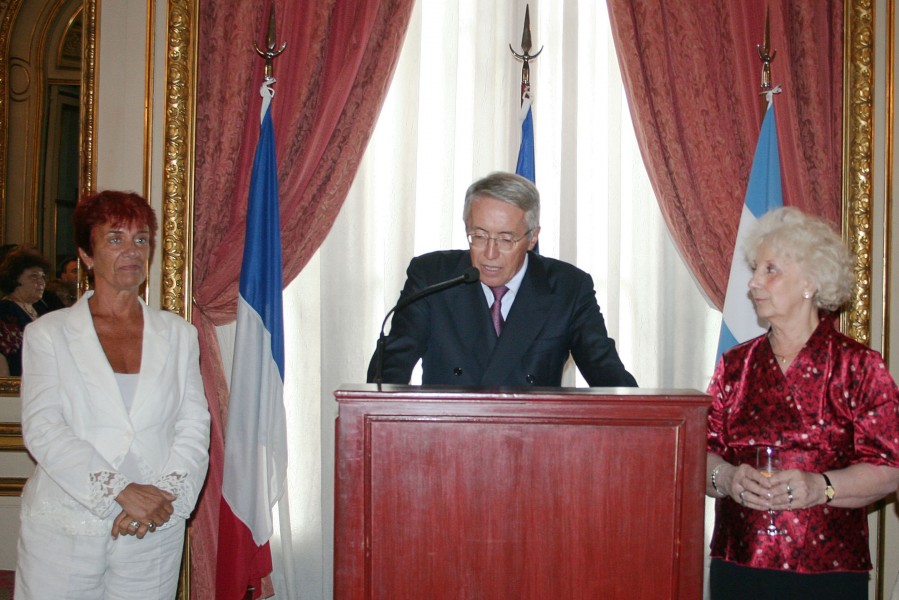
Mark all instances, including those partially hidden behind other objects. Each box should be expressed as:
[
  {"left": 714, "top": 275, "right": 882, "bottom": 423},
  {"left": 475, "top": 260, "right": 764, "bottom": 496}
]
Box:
[
  {"left": 520, "top": 5, "right": 533, "bottom": 54},
  {"left": 509, "top": 4, "right": 544, "bottom": 104},
  {"left": 254, "top": 0, "right": 287, "bottom": 81},
  {"left": 757, "top": 6, "right": 777, "bottom": 94}
]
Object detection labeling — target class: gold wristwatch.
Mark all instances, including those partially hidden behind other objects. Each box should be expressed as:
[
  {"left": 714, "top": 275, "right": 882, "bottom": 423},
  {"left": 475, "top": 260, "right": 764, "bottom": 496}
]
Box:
[{"left": 822, "top": 472, "right": 835, "bottom": 503}]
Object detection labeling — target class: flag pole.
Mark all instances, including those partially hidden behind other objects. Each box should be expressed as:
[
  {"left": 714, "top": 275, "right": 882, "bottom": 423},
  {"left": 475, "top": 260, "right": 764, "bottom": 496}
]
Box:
[
  {"left": 509, "top": 4, "right": 543, "bottom": 106},
  {"left": 510, "top": 4, "right": 542, "bottom": 242},
  {"left": 216, "top": 4, "right": 288, "bottom": 600}
]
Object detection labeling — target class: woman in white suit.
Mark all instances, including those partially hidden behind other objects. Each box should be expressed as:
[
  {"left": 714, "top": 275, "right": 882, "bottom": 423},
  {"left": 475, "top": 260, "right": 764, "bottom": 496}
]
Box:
[{"left": 15, "top": 191, "right": 210, "bottom": 599}]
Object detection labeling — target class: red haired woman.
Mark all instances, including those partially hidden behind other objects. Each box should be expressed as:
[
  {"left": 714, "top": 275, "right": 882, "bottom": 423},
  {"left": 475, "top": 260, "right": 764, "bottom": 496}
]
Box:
[{"left": 15, "top": 191, "right": 210, "bottom": 599}]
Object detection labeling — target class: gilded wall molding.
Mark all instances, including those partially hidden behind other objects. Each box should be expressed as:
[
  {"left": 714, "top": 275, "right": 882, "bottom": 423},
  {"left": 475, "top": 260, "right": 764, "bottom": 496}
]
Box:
[
  {"left": 0, "top": 0, "right": 26, "bottom": 462},
  {"left": 80, "top": 0, "right": 96, "bottom": 197},
  {"left": 0, "top": 0, "right": 24, "bottom": 253},
  {"left": 842, "top": 0, "right": 874, "bottom": 345},
  {"left": 0, "top": 422, "right": 24, "bottom": 451},
  {"left": 841, "top": 5, "right": 888, "bottom": 598},
  {"left": 162, "top": 2, "right": 198, "bottom": 595},
  {"left": 161, "top": 0, "right": 197, "bottom": 320},
  {"left": 0, "top": 376, "right": 19, "bottom": 395},
  {"left": 0, "top": 476, "right": 26, "bottom": 496}
]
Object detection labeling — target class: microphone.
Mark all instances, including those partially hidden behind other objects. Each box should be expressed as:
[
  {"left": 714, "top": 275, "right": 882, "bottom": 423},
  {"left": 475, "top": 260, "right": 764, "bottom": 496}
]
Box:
[{"left": 374, "top": 266, "right": 480, "bottom": 387}]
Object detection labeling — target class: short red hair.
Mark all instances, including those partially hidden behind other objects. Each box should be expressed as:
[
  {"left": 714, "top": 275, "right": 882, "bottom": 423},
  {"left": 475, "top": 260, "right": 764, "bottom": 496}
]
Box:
[{"left": 73, "top": 191, "right": 158, "bottom": 256}]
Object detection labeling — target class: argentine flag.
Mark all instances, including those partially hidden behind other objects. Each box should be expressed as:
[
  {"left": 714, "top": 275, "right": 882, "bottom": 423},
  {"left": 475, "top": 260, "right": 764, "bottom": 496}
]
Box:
[
  {"left": 716, "top": 93, "right": 783, "bottom": 361},
  {"left": 516, "top": 84, "right": 535, "bottom": 183},
  {"left": 220, "top": 78, "right": 288, "bottom": 562}
]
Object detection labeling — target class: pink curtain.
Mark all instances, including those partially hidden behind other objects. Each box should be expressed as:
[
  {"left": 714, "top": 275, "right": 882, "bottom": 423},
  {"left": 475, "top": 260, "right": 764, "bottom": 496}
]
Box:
[
  {"left": 607, "top": 0, "right": 842, "bottom": 308},
  {"left": 189, "top": 1, "right": 414, "bottom": 597}
]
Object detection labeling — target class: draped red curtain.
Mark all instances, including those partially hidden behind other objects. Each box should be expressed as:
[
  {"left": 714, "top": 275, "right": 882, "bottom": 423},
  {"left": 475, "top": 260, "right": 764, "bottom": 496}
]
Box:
[
  {"left": 189, "top": 1, "right": 414, "bottom": 596},
  {"left": 607, "top": 0, "right": 842, "bottom": 308}
]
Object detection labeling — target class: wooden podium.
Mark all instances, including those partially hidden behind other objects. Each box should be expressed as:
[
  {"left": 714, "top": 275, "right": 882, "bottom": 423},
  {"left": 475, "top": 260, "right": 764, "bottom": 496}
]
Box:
[{"left": 334, "top": 385, "right": 710, "bottom": 599}]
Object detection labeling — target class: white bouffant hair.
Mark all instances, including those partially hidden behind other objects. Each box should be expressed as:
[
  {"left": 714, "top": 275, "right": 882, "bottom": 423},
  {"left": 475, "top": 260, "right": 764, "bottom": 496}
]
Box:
[{"left": 743, "top": 207, "right": 853, "bottom": 311}]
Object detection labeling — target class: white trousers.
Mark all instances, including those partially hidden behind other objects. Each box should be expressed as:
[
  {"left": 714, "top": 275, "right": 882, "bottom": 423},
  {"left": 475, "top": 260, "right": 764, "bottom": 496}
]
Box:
[{"left": 15, "top": 516, "right": 185, "bottom": 600}]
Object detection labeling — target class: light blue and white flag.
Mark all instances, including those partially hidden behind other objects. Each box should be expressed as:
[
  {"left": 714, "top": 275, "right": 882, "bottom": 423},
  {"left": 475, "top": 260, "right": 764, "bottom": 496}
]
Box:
[
  {"left": 515, "top": 82, "right": 535, "bottom": 183},
  {"left": 222, "top": 79, "right": 288, "bottom": 547},
  {"left": 715, "top": 91, "right": 783, "bottom": 362}
]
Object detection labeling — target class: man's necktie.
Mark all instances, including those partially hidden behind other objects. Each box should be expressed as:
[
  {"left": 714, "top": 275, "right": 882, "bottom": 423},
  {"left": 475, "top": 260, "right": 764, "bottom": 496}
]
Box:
[{"left": 490, "top": 285, "right": 509, "bottom": 336}]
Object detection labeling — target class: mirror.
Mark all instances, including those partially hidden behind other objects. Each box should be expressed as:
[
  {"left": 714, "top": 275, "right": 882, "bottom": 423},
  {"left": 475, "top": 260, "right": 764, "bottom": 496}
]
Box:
[
  {"left": 0, "top": 0, "right": 91, "bottom": 385},
  {"left": 0, "top": 0, "right": 193, "bottom": 395},
  {"left": 1, "top": 0, "right": 83, "bottom": 284}
]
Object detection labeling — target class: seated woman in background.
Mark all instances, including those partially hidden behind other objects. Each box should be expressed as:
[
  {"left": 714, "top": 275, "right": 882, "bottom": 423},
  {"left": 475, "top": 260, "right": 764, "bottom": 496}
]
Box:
[
  {"left": 0, "top": 248, "right": 53, "bottom": 376},
  {"left": 705, "top": 207, "right": 899, "bottom": 600}
]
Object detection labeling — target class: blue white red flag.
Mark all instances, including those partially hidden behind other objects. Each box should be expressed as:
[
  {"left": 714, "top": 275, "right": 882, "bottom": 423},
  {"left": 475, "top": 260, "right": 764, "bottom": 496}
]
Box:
[
  {"left": 217, "top": 79, "right": 288, "bottom": 598},
  {"left": 716, "top": 91, "right": 784, "bottom": 362}
]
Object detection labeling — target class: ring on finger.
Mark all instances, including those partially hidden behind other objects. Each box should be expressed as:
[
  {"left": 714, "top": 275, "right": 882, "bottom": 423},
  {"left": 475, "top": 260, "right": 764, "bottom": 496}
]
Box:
[
  {"left": 739, "top": 491, "right": 746, "bottom": 506},
  {"left": 786, "top": 483, "right": 793, "bottom": 494},
  {"left": 128, "top": 519, "right": 141, "bottom": 530}
]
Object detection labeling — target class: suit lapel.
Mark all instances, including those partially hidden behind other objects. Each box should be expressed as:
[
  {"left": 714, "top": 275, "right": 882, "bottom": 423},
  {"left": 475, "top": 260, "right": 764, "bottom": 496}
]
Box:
[
  {"left": 445, "top": 253, "right": 497, "bottom": 368},
  {"left": 133, "top": 302, "right": 169, "bottom": 417},
  {"left": 480, "top": 254, "right": 553, "bottom": 384},
  {"left": 65, "top": 293, "right": 169, "bottom": 420},
  {"left": 66, "top": 292, "right": 128, "bottom": 420}
]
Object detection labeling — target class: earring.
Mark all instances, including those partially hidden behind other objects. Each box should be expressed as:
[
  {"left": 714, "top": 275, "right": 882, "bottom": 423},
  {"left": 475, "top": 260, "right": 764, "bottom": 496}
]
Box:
[{"left": 803, "top": 291, "right": 811, "bottom": 299}]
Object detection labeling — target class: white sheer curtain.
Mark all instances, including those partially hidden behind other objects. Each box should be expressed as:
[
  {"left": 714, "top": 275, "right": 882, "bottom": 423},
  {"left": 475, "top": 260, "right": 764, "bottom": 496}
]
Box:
[{"left": 264, "top": 1, "right": 721, "bottom": 597}]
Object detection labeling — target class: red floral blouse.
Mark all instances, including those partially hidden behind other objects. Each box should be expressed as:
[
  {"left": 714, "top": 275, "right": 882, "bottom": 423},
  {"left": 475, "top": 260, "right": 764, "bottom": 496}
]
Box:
[{"left": 707, "top": 315, "right": 899, "bottom": 573}]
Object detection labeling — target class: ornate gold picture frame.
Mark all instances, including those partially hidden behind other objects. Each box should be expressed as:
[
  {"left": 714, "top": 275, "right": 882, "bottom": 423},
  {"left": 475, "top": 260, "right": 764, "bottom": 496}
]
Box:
[{"left": 842, "top": 0, "right": 876, "bottom": 347}]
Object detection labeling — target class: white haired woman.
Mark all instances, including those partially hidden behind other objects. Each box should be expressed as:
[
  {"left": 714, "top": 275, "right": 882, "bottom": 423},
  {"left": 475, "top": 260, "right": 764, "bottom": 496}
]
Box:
[{"left": 706, "top": 207, "right": 899, "bottom": 599}]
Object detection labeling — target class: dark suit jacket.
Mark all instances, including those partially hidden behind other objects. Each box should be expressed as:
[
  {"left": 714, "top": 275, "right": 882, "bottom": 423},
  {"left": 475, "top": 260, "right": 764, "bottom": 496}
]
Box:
[{"left": 367, "top": 250, "right": 637, "bottom": 387}]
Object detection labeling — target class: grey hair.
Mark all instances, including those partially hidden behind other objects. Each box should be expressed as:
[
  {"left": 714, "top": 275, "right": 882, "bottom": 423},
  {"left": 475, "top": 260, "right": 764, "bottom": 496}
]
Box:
[
  {"left": 463, "top": 172, "right": 540, "bottom": 235},
  {"left": 743, "top": 207, "right": 853, "bottom": 311}
]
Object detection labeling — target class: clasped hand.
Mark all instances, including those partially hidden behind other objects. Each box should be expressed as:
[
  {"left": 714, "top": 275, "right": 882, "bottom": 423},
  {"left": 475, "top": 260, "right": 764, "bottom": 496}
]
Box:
[
  {"left": 729, "top": 464, "right": 822, "bottom": 511},
  {"left": 111, "top": 483, "right": 176, "bottom": 539}
]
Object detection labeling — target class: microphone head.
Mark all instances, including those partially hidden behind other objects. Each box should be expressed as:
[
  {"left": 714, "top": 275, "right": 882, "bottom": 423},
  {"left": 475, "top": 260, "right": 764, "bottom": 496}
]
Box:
[{"left": 463, "top": 266, "right": 480, "bottom": 283}]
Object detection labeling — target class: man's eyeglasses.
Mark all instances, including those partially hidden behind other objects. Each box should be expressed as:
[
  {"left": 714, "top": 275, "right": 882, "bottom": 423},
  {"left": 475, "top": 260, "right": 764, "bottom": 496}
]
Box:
[{"left": 467, "top": 230, "right": 532, "bottom": 252}]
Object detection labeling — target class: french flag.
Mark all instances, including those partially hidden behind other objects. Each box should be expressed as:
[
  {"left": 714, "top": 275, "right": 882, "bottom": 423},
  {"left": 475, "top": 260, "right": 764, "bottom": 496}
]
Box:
[
  {"left": 716, "top": 93, "right": 784, "bottom": 361},
  {"left": 217, "top": 79, "right": 288, "bottom": 599}
]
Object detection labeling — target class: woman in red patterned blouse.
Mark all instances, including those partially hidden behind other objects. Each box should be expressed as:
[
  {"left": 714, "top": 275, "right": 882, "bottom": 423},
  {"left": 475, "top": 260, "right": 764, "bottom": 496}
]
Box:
[{"left": 706, "top": 207, "right": 899, "bottom": 600}]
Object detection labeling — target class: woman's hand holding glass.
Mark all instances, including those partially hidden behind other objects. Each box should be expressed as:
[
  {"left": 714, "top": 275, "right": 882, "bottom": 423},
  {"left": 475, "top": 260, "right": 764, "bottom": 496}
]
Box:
[
  {"left": 762, "top": 469, "right": 828, "bottom": 510},
  {"left": 726, "top": 453, "right": 828, "bottom": 515},
  {"left": 717, "top": 458, "right": 826, "bottom": 512}
]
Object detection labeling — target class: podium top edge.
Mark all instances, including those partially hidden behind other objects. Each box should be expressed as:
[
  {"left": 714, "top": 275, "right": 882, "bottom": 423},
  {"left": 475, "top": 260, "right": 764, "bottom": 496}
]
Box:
[{"left": 334, "top": 384, "right": 709, "bottom": 403}]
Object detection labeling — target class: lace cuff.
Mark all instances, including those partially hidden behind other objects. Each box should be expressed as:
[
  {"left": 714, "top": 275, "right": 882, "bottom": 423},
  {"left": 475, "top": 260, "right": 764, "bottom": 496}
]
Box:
[
  {"left": 153, "top": 471, "right": 193, "bottom": 518},
  {"left": 88, "top": 470, "right": 131, "bottom": 518}
]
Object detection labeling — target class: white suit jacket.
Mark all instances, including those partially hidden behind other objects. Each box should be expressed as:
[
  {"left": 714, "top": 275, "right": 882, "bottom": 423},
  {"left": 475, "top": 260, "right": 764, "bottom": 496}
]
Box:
[{"left": 19, "top": 292, "right": 210, "bottom": 535}]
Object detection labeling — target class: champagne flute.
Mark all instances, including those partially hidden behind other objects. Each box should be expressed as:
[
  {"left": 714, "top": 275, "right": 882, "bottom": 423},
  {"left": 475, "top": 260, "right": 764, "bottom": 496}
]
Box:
[{"left": 756, "top": 446, "right": 787, "bottom": 536}]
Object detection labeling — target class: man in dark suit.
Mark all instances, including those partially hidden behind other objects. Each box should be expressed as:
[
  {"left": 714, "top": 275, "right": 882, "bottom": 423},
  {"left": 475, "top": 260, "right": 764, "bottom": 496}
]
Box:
[{"left": 367, "top": 172, "right": 637, "bottom": 387}]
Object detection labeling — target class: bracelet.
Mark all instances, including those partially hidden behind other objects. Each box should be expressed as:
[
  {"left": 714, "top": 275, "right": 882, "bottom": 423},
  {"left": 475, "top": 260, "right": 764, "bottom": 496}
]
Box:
[{"left": 710, "top": 463, "right": 727, "bottom": 497}]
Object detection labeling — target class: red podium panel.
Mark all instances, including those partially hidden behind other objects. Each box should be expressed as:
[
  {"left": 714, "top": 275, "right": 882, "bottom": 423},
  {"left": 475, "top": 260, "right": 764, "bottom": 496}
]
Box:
[{"left": 334, "top": 385, "right": 709, "bottom": 600}]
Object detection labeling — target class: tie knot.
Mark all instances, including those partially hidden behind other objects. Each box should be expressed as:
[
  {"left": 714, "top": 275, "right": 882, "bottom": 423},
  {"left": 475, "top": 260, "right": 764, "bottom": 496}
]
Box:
[{"left": 490, "top": 285, "right": 509, "bottom": 302}]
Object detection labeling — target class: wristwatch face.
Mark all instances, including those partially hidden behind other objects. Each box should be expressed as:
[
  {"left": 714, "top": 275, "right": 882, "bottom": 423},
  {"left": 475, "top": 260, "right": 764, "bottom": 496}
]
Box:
[{"left": 825, "top": 485, "right": 836, "bottom": 501}]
